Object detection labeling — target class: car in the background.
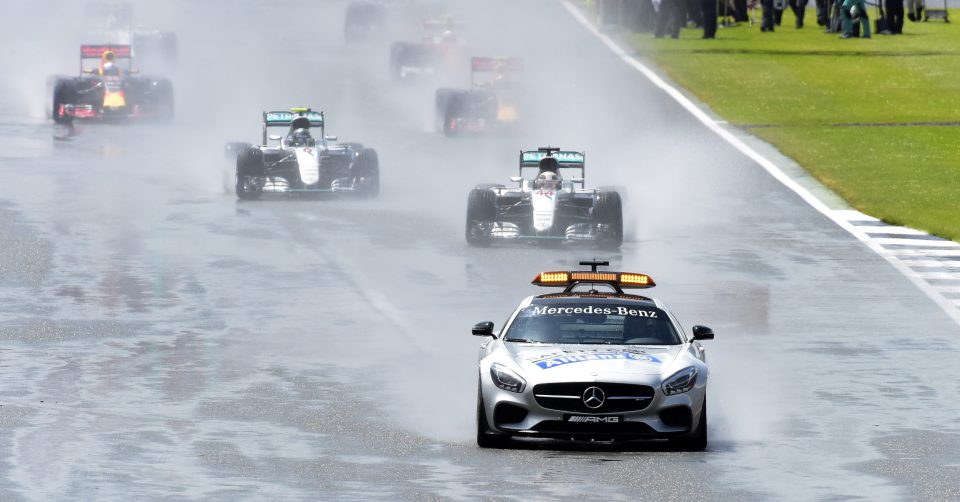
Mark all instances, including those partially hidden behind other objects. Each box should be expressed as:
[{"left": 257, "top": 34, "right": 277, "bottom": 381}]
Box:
[
  {"left": 435, "top": 56, "right": 523, "bottom": 136},
  {"left": 84, "top": 2, "right": 178, "bottom": 70},
  {"left": 226, "top": 108, "right": 380, "bottom": 200},
  {"left": 473, "top": 261, "right": 714, "bottom": 449},
  {"left": 389, "top": 17, "right": 464, "bottom": 80},
  {"left": 50, "top": 44, "right": 174, "bottom": 124},
  {"left": 465, "top": 147, "right": 623, "bottom": 249}
]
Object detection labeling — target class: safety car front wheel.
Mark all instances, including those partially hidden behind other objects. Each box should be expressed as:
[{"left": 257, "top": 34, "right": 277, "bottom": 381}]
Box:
[
  {"left": 477, "top": 385, "right": 510, "bottom": 448},
  {"left": 671, "top": 399, "right": 707, "bottom": 451}
]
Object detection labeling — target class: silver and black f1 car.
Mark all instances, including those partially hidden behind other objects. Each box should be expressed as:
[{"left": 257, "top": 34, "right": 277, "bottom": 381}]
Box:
[
  {"left": 226, "top": 108, "right": 380, "bottom": 200},
  {"left": 465, "top": 148, "right": 623, "bottom": 249},
  {"left": 50, "top": 45, "right": 174, "bottom": 124},
  {"left": 435, "top": 57, "right": 522, "bottom": 136},
  {"left": 473, "top": 261, "right": 714, "bottom": 449}
]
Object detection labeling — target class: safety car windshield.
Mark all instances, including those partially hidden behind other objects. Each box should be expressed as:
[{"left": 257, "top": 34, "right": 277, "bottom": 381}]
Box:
[{"left": 504, "top": 303, "right": 681, "bottom": 345}]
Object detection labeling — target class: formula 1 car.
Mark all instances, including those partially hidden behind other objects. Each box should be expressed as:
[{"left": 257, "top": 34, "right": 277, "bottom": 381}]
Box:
[
  {"left": 435, "top": 57, "right": 522, "bottom": 136},
  {"left": 389, "top": 17, "right": 464, "bottom": 80},
  {"left": 50, "top": 45, "right": 174, "bottom": 124},
  {"left": 226, "top": 108, "right": 380, "bottom": 200},
  {"left": 473, "top": 260, "right": 714, "bottom": 449},
  {"left": 85, "top": 2, "right": 178, "bottom": 70},
  {"left": 465, "top": 148, "right": 623, "bottom": 249}
]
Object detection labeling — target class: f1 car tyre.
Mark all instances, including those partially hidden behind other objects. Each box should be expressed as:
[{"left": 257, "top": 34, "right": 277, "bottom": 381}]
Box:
[
  {"left": 236, "top": 148, "right": 264, "bottom": 200},
  {"left": 389, "top": 42, "right": 407, "bottom": 80},
  {"left": 52, "top": 80, "right": 74, "bottom": 125},
  {"left": 477, "top": 385, "right": 510, "bottom": 448},
  {"left": 465, "top": 188, "right": 497, "bottom": 246},
  {"left": 435, "top": 88, "right": 453, "bottom": 133},
  {"left": 355, "top": 148, "right": 380, "bottom": 198},
  {"left": 671, "top": 399, "right": 708, "bottom": 451},
  {"left": 441, "top": 92, "right": 466, "bottom": 137},
  {"left": 594, "top": 190, "right": 623, "bottom": 250}
]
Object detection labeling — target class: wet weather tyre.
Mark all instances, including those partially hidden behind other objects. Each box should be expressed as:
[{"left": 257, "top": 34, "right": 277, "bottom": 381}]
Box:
[
  {"left": 356, "top": 148, "right": 380, "bottom": 198},
  {"left": 52, "top": 80, "right": 73, "bottom": 125},
  {"left": 594, "top": 191, "right": 623, "bottom": 250},
  {"left": 236, "top": 148, "right": 264, "bottom": 200},
  {"left": 154, "top": 79, "right": 174, "bottom": 121},
  {"left": 465, "top": 188, "right": 496, "bottom": 246},
  {"left": 673, "top": 399, "right": 708, "bottom": 451},
  {"left": 477, "top": 386, "right": 510, "bottom": 448}
]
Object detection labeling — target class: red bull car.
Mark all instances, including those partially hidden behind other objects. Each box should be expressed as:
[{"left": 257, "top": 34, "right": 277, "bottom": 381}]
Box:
[
  {"left": 435, "top": 57, "right": 522, "bottom": 136},
  {"left": 50, "top": 45, "right": 174, "bottom": 124}
]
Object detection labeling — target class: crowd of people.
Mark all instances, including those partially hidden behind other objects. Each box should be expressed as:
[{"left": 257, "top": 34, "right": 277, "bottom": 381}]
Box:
[{"left": 599, "top": 0, "right": 929, "bottom": 38}]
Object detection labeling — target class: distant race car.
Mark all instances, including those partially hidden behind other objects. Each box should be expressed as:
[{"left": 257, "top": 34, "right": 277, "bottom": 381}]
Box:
[
  {"left": 84, "top": 2, "right": 178, "bottom": 70},
  {"left": 389, "top": 17, "right": 464, "bottom": 80},
  {"left": 226, "top": 108, "right": 380, "bottom": 200},
  {"left": 473, "top": 260, "right": 714, "bottom": 449},
  {"left": 465, "top": 147, "right": 623, "bottom": 249},
  {"left": 435, "top": 57, "right": 522, "bottom": 136},
  {"left": 50, "top": 45, "right": 174, "bottom": 124}
]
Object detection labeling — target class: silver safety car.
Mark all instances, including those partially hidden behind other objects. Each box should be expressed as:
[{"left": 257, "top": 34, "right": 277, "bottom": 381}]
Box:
[{"left": 473, "top": 261, "right": 714, "bottom": 449}]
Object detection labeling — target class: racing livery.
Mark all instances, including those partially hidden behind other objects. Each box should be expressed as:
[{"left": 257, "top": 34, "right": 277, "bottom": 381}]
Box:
[
  {"left": 389, "top": 18, "right": 464, "bottom": 80},
  {"left": 465, "top": 147, "right": 623, "bottom": 249},
  {"left": 50, "top": 45, "right": 174, "bottom": 124},
  {"left": 473, "top": 261, "right": 714, "bottom": 449},
  {"left": 227, "top": 108, "right": 380, "bottom": 200},
  {"left": 435, "top": 57, "right": 522, "bottom": 136}
]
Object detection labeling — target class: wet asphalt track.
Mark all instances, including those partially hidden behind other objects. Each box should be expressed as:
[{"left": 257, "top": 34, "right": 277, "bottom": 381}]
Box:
[{"left": 1, "top": 0, "right": 959, "bottom": 500}]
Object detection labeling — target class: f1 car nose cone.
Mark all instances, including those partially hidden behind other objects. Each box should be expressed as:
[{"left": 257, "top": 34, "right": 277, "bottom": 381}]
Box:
[{"left": 582, "top": 386, "right": 606, "bottom": 409}]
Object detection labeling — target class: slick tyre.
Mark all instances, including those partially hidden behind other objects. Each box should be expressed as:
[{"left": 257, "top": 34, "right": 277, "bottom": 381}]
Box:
[
  {"left": 236, "top": 148, "right": 264, "bottom": 200},
  {"left": 356, "top": 148, "right": 380, "bottom": 198},
  {"left": 477, "top": 386, "right": 510, "bottom": 448},
  {"left": 52, "top": 80, "right": 73, "bottom": 125},
  {"left": 465, "top": 188, "right": 497, "bottom": 246},
  {"left": 672, "top": 399, "right": 708, "bottom": 451},
  {"left": 594, "top": 191, "right": 623, "bottom": 250}
]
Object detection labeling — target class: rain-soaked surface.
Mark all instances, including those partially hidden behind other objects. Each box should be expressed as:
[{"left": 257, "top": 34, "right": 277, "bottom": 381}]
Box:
[{"left": 1, "top": 0, "right": 959, "bottom": 500}]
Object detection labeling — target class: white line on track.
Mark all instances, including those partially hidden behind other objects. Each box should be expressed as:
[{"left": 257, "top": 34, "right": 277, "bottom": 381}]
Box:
[{"left": 561, "top": 1, "right": 960, "bottom": 324}]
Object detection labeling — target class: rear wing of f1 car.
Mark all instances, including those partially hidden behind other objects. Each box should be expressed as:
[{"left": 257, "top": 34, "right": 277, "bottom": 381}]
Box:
[
  {"left": 518, "top": 147, "right": 585, "bottom": 185},
  {"left": 80, "top": 44, "right": 132, "bottom": 73},
  {"left": 471, "top": 57, "right": 522, "bottom": 89},
  {"left": 261, "top": 108, "right": 325, "bottom": 144}
]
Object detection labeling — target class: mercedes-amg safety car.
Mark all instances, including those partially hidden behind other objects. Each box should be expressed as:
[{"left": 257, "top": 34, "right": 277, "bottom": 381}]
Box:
[
  {"left": 49, "top": 45, "right": 174, "bottom": 124},
  {"left": 473, "top": 261, "right": 714, "bottom": 449},
  {"left": 435, "top": 57, "right": 522, "bottom": 136},
  {"left": 389, "top": 17, "right": 464, "bottom": 80},
  {"left": 465, "top": 147, "right": 623, "bottom": 249},
  {"left": 226, "top": 108, "right": 380, "bottom": 200}
]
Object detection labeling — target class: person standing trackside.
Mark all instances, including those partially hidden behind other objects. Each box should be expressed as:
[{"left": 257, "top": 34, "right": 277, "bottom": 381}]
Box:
[
  {"left": 840, "top": 0, "right": 871, "bottom": 37},
  {"left": 761, "top": 0, "right": 777, "bottom": 30},
  {"left": 885, "top": 0, "right": 904, "bottom": 33},
  {"left": 789, "top": 0, "right": 808, "bottom": 27},
  {"left": 655, "top": 0, "right": 684, "bottom": 38},
  {"left": 701, "top": 0, "right": 718, "bottom": 37}
]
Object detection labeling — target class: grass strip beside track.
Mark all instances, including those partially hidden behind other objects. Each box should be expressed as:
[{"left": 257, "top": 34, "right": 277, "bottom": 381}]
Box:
[{"left": 604, "top": 5, "right": 960, "bottom": 239}]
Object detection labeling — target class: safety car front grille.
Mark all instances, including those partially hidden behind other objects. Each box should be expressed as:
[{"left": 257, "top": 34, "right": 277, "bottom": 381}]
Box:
[
  {"left": 533, "top": 382, "right": 655, "bottom": 413},
  {"left": 528, "top": 420, "right": 656, "bottom": 436}
]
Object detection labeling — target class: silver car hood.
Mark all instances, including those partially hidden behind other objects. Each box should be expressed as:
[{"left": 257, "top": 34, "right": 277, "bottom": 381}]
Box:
[{"left": 505, "top": 344, "right": 682, "bottom": 377}]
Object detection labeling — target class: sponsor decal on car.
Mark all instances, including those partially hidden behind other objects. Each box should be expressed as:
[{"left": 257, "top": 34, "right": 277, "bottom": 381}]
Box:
[
  {"left": 530, "top": 305, "right": 657, "bottom": 318},
  {"left": 528, "top": 348, "right": 662, "bottom": 369},
  {"left": 566, "top": 415, "right": 621, "bottom": 423}
]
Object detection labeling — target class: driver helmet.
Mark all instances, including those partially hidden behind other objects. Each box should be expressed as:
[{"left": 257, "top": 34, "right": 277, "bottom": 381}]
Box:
[
  {"left": 534, "top": 170, "right": 560, "bottom": 190},
  {"left": 100, "top": 51, "right": 119, "bottom": 75},
  {"left": 288, "top": 128, "right": 314, "bottom": 147}
]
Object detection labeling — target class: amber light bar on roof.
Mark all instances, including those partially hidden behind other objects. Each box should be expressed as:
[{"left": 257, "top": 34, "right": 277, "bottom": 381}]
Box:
[{"left": 531, "top": 271, "right": 656, "bottom": 289}]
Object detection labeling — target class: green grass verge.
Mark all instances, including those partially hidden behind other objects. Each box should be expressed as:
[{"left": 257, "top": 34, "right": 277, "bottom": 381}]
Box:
[{"left": 614, "top": 7, "right": 960, "bottom": 239}]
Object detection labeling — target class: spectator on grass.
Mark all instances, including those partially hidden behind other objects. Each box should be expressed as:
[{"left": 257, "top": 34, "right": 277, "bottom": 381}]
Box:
[
  {"left": 761, "top": 0, "right": 777, "bottom": 30},
  {"left": 840, "top": 0, "right": 871, "bottom": 37},
  {"left": 815, "top": 0, "right": 830, "bottom": 25},
  {"left": 701, "top": 0, "right": 718, "bottom": 37},
  {"left": 789, "top": 0, "right": 808, "bottom": 27},
  {"left": 907, "top": 0, "right": 924, "bottom": 21},
  {"left": 885, "top": 0, "right": 904, "bottom": 32},
  {"left": 654, "top": 0, "right": 684, "bottom": 38}
]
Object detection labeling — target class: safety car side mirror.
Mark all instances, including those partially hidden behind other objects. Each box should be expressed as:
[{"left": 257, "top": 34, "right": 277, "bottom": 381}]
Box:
[
  {"left": 268, "top": 134, "right": 282, "bottom": 141},
  {"left": 692, "top": 325, "right": 714, "bottom": 340},
  {"left": 472, "top": 321, "right": 495, "bottom": 337}
]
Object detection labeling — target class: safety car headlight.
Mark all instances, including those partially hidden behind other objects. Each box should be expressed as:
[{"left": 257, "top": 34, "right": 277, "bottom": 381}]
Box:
[
  {"left": 662, "top": 367, "right": 698, "bottom": 396},
  {"left": 490, "top": 363, "right": 526, "bottom": 393}
]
